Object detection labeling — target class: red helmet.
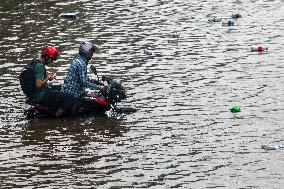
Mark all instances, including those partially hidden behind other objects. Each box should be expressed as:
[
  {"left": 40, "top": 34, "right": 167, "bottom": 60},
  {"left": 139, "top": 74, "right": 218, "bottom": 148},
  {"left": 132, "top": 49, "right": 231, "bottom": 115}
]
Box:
[{"left": 41, "top": 46, "right": 59, "bottom": 60}]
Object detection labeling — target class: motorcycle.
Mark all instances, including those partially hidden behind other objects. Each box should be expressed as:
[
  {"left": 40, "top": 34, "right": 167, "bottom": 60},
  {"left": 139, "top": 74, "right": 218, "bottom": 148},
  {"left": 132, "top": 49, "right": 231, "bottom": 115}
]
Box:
[{"left": 24, "top": 75, "right": 137, "bottom": 119}]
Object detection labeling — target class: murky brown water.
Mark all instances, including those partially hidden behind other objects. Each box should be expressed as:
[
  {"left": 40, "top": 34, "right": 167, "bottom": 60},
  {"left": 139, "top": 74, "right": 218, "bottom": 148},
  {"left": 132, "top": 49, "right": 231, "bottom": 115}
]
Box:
[{"left": 0, "top": 0, "right": 284, "bottom": 188}]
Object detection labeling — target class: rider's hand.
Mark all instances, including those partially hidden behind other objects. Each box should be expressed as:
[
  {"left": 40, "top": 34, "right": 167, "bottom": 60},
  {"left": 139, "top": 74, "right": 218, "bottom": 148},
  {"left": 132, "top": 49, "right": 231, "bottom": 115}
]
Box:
[
  {"left": 91, "top": 79, "right": 104, "bottom": 86},
  {"left": 47, "top": 74, "right": 55, "bottom": 81},
  {"left": 100, "top": 86, "right": 108, "bottom": 93}
]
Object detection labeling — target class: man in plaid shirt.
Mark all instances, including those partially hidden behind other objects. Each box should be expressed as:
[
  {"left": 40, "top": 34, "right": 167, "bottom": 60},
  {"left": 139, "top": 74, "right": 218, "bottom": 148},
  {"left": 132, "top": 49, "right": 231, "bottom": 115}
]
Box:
[{"left": 61, "top": 41, "right": 106, "bottom": 98}]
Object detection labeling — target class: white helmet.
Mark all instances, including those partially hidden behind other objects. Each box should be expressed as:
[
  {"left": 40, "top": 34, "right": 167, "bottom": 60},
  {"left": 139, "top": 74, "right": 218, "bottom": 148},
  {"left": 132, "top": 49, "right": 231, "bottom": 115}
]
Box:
[{"left": 79, "top": 41, "right": 98, "bottom": 61}]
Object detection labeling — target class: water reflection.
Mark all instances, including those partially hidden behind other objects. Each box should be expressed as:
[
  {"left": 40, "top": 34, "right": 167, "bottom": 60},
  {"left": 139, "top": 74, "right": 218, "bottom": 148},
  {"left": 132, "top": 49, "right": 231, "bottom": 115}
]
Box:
[{"left": 22, "top": 116, "right": 127, "bottom": 146}]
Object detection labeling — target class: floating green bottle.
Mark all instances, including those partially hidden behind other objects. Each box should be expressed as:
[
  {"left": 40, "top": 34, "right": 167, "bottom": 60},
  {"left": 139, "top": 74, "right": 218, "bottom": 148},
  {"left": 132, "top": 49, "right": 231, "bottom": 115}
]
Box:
[{"left": 230, "top": 106, "right": 240, "bottom": 113}]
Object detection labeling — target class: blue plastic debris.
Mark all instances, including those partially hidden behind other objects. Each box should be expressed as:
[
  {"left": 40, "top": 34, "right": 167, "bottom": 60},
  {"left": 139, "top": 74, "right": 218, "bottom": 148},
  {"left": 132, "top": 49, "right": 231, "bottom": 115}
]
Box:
[
  {"left": 222, "top": 19, "right": 234, "bottom": 26},
  {"left": 59, "top": 12, "right": 78, "bottom": 19}
]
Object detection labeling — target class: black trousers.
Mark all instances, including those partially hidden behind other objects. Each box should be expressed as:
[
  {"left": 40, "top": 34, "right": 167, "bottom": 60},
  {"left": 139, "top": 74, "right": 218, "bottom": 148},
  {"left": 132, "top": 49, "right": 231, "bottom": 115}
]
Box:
[{"left": 40, "top": 89, "right": 78, "bottom": 114}]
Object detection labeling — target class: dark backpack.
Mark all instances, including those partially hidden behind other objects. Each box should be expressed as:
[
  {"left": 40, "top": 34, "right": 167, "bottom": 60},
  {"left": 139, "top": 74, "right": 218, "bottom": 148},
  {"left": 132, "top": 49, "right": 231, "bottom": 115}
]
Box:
[{"left": 19, "top": 60, "right": 38, "bottom": 100}]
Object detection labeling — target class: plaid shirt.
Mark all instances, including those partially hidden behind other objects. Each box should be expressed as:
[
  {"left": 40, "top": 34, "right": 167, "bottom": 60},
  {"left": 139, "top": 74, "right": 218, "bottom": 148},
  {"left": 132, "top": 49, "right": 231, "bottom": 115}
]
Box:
[{"left": 61, "top": 56, "right": 100, "bottom": 97}]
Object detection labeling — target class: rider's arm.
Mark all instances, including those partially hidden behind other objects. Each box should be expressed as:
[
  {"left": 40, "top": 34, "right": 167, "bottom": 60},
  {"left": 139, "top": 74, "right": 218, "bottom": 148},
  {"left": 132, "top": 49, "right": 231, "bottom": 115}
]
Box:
[
  {"left": 77, "top": 62, "right": 100, "bottom": 90},
  {"left": 34, "top": 63, "right": 54, "bottom": 88},
  {"left": 36, "top": 75, "right": 54, "bottom": 88}
]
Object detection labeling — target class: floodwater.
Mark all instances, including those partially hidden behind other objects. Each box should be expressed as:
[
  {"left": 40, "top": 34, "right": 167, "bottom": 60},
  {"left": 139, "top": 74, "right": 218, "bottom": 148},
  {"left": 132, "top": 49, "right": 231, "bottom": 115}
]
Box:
[{"left": 0, "top": 0, "right": 284, "bottom": 188}]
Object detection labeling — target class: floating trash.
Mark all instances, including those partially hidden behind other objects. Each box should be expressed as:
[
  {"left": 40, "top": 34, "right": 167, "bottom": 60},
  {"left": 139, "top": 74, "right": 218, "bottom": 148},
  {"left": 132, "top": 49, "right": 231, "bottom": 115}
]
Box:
[
  {"left": 222, "top": 19, "right": 234, "bottom": 26},
  {"left": 261, "top": 144, "right": 283, "bottom": 150},
  {"left": 168, "top": 33, "right": 179, "bottom": 44},
  {"left": 59, "top": 12, "right": 78, "bottom": 19},
  {"left": 230, "top": 106, "right": 240, "bottom": 113},
  {"left": 208, "top": 16, "right": 222, "bottom": 23},
  {"left": 144, "top": 47, "right": 154, "bottom": 56},
  {"left": 231, "top": 13, "right": 242, "bottom": 19},
  {"left": 168, "top": 39, "right": 179, "bottom": 44},
  {"left": 251, "top": 45, "right": 268, "bottom": 52},
  {"left": 171, "top": 33, "right": 179, "bottom": 38}
]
